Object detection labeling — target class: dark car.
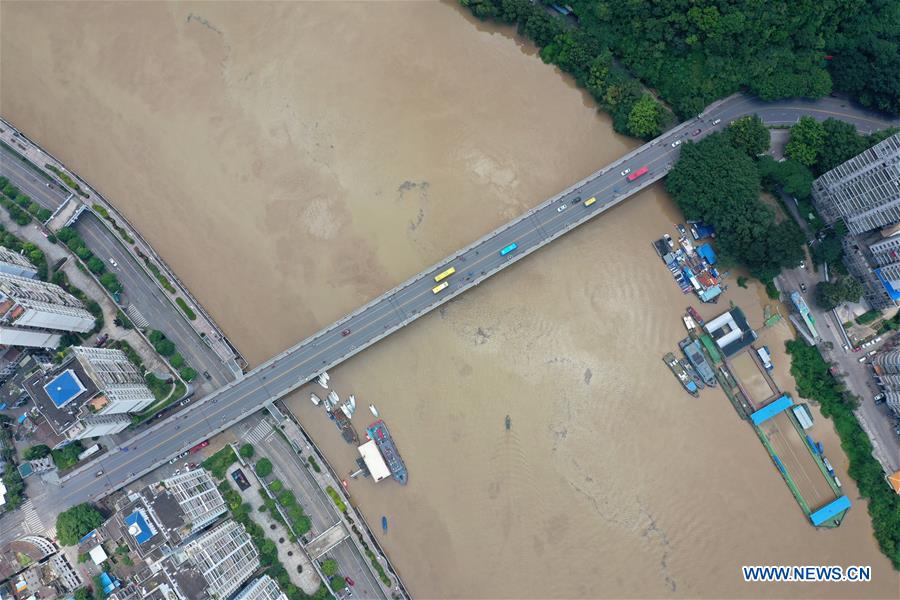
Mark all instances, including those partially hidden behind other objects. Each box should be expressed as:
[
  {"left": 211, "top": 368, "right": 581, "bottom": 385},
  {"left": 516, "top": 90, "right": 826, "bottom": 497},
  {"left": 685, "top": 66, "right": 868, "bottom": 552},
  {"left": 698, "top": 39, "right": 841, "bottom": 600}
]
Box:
[
  {"left": 572, "top": 196, "right": 582, "bottom": 204},
  {"left": 203, "top": 371, "right": 212, "bottom": 381},
  {"left": 692, "top": 128, "right": 702, "bottom": 136},
  {"left": 341, "top": 329, "right": 351, "bottom": 337},
  {"left": 344, "top": 577, "right": 355, "bottom": 587}
]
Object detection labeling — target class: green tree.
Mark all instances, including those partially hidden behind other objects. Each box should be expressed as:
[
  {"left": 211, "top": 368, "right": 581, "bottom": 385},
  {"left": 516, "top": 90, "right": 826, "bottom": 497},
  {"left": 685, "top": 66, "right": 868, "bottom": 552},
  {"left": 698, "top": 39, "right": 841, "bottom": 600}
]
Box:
[
  {"left": 626, "top": 94, "right": 665, "bottom": 139},
  {"left": 255, "top": 458, "right": 273, "bottom": 478},
  {"left": 815, "top": 277, "right": 864, "bottom": 310},
  {"left": 786, "top": 116, "right": 826, "bottom": 167},
  {"left": 86, "top": 257, "right": 105, "bottom": 275},
  {"left": 99, "top": 272, "right": 122, "bottom": 293},
  {"left": 56, "top": 503, "right": 104, "bottom": 546},
  {"left": 23, "top": 444, "right": 51, "bottom": 460},
  {"left": 239, "top": 443, "right": 255, "bottom": 459},
  {"left": 169, "top": 353, "right": 185, "bottom": 369},
  {"left": 727, "top": 115, "right": 770, "bottom": 157},
  {"left": 179, "top": 367, "right": 197, "bottom": 382},
  {"left": 321, "top": 558, "right": 338, "bottom": 577},
  {"left": 51, "top": 441, "right": 84, "bottom": 470},
  {"left": 74, "top": 589, "right": 91, "bottom": 600},
  {"left": 330, "top": 575, "right": 346, "bottom": 590},
  {"left": 154, "top": 339, "right": 176, "bottom": 357}
]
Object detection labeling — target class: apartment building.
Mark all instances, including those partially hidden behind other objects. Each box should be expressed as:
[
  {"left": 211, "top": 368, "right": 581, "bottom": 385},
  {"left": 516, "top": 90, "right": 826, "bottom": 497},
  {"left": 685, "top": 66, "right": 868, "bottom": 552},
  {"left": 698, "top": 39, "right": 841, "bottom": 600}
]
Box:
[
  {"left": 0, "top": 246, "right": 38, "bottom": 279},
  {"left": 162, "top": 469, "right": 227, "bottom": 533},
  {"left": 0, "top": 272, "right": 94, "bottom": 348},
  {"left": 183, "top": 520, "right": 259, "bottom": 600},
  {"left": 71, "top": 346, "right": 155, "bottom": 414}
]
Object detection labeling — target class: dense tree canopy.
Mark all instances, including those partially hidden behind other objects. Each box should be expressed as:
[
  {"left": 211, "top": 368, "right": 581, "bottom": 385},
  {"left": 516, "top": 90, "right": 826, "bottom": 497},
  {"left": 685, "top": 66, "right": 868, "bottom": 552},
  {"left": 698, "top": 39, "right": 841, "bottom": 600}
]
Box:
[
  {"left": 814, "top": 277, "right": 864, "bottom": 310},
  {"left": 56, "top": 503, "right": 104, "bottom": 546},
  {"left": 666, "top": 134, "right": 805, "bottom": 279},
  {"left": 727, "top": 115, "right": 770, "bottom": 157}
]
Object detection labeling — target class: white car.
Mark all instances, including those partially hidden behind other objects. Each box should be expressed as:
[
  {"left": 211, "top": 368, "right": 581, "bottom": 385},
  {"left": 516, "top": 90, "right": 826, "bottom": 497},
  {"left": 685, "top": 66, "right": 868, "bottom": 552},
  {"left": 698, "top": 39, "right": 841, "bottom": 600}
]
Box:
[
  {"left": 874, "top": 336, "right": 882, "bottom": 343},
  {"left": 557, "top": 204, "right": 567, "bottom": 212},
  {"left": 671, "top": 140, "right": 682, "bottom": 148},
  {"left": 620, "top": 168, "right": 631, "bottom": 177},
  {"left": 712, "top": 118, "right": 721, "bottom": 125},
  {"left": 109, "top": 258, "right": 119, "bottom": 268}
]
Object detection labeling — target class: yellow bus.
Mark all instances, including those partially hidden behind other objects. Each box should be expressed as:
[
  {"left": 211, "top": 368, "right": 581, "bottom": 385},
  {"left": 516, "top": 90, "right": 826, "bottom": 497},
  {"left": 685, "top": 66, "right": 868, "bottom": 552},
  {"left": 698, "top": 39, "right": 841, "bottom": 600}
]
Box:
[
  {"left": 432, "top": 281, "right": 450, "bottom": 294},
  {"left": 434, "top": 266, "right": 456, "bottom": 282},
  {"left": 584, "top": 197, "right": 597, "bottom": 207}
]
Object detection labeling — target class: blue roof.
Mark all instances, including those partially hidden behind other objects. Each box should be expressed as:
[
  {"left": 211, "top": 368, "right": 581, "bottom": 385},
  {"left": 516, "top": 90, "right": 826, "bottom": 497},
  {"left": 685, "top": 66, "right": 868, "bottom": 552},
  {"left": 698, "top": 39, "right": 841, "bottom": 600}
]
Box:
[
  {"left": 699, "top": 285, "right": 722, "bottom": 301},
  {"left": 810, "top": 495, "right": 851, "bottom": 526},
  {"left": 0, "top": 403, "right": 6, "bottom": 411},
  {"left": 697, "top": 243, "right": 717, "bottom": 265},
  {"left": 874, "top": 268, "right": 900, "bottom": 301},
  {"left": 100, "top": 572, "right": 119, "bottom": 594},
  {"left": 78, "top": 529, "right": 97, "bottom": 545},
  {"left": 43, "top": 370, "right": 86, "bottom": 408},
  {"left": 751, "top": 394, "right": 793, "bottom": 426},
  {"left": 17, "top": 414, "right": 27, "bottom": 424},
  {"left": 123, "top": 510, "right": 155, "bottom": 545}
]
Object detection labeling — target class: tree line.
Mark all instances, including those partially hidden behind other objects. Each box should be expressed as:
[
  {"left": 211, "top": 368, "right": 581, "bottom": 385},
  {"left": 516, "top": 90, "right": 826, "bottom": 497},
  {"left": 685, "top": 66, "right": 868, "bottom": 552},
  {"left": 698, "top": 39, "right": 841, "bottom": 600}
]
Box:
[{"left": 460, "top": 0, "right": 674, "bottom": 139}]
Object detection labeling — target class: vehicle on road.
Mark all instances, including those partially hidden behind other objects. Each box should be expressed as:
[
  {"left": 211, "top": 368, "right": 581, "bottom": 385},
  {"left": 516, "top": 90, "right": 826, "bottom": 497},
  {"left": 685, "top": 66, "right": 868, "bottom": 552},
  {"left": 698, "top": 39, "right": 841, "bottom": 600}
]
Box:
[
  {"left": 620, "top": 168, "right": 631, "bottom": 177},
  {"left": 800, "top": 282, "right": 807, "bottom": 293},
  {"left": 692, "top": 129, "right": 701, "bottom": 136},
  {"left": 712, "top": 118, "right": 721, "bottom": 125},
  {"left": 584, "top": 197, "right": 597, "bottom": 207},
  {"left": 341, "top": 329, "right": 351, "bottom": 337},
  {"left": 345, "top": 577, "right": 355, "bottom": 587},
  {"left": 95, "top": 333, "right": 109, "bottom": 347},
  {"left": 434, "top": 266, "right": 455, "bottom": 283},
  {"left": 108, "top": 258, "right": 119, "bottom": 268},
  {"left": 627, "top": 166, "right": 649, "bottom": 181},
  {"left": 432, "top": 281, "right": 449, "bottom": 294},
  {"left": 671, "top": 140, "right": 682, "bottom": 147},
  {"left": 874, "top": 393, "right": 886, "bottom": 404},
  {"left": 95, "top": 470, "right": 104, "bottom": 477},
  {"left": 557, "top": 204, "right": 567, "bottom": 212},
  {"left": 500, "top": 242, "right": 518, "bottom": 256},
  {"left": 572, "top": 196, "right": 582, "bottom": 204},
  {"left": 189, "top": 440, "right": 209, "bottom": 453},
  {"left": 203, "top": 371, "right": 211, "bottom": 381},
  {"left": 799, "top": 260, "right": 806, "bottom": 269}
]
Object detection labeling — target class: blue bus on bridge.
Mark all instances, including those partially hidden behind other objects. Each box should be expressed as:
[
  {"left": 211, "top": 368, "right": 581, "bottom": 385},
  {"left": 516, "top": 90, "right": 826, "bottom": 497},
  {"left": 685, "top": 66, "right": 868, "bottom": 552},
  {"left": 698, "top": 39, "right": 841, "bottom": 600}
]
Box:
[{"left": 500, "top": 242, "right": 518, "bottom": 256}]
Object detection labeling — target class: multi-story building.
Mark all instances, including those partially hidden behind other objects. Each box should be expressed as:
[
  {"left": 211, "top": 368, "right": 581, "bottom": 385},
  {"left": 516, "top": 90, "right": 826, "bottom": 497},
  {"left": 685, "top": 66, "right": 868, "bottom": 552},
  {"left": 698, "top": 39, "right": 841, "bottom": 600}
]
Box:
[
  {"left": 69, "top": 413, "right": 133, "bottom": 438},
  {"left": 183, "top": 520, "right": 259, "bottom": 600},
  {"left": 0, "top": 246, "right": 38, "bottom": 279},
  {"left": 233, "top": 576, "right": 288, "bottom": 600},
  {"left": 162, "top": 469, "right": 227, "bottom": 533},
  {"left": 0, "top": 272, "right": 94, "bottom": 348},
  {"left": 72, "top": 346, "right": 155, "bottom": 414},
  {"left": 873, "top": 349, "right": 900, "bottom": 417},
  {"left": 812, "top": 132, "right": 900, "bottom": 235}
]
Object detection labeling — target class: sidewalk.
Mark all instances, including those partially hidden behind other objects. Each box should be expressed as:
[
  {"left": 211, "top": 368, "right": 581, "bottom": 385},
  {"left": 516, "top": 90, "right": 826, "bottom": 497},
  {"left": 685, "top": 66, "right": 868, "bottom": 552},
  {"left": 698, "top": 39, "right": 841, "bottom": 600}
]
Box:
[
  {"left": 0, "top": 213, "right": 168, "bottom": 375},
  {"left": 0, "top": 117, "right": 245, "bottom": 375},
  {"left": 275, "top": 407, "right": 409, "bottom": 600},
  {"left": 229, "top": 463, "right": 322, "bottom": 595}
]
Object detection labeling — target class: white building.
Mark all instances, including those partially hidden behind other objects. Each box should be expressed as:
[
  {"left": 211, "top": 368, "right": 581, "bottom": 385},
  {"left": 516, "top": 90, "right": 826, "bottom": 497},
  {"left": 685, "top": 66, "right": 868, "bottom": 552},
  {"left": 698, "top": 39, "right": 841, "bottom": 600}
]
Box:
[
  {"left": 162, "top": 469, "right": 227, "bottom": 533},
  {"left": 72, "top": 346, "right": 155, "bottom": 414},
  {"left": 184, "top": 520, "right": 259, "bottom": 600},
  {"left": 0, "top": 272, "right": 94, "bottom": 336},
  {"left": 234, "top": 576, "right": 287, "bottom": 600},
  {"left": 0, "top": 246, "right": 38, "bottom": 279},
  {"left": 69, "top": 413, "right": 132, "bottom": 438}
]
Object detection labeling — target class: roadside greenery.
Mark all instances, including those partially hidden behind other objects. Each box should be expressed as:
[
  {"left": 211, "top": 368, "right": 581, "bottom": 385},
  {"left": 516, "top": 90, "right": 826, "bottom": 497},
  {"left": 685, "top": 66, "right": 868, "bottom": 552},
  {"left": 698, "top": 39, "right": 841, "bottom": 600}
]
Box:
[
  {"left": 787, "top": 118, "right": 900, "bottom": 177},
  {"left": 176, "top": 297, "right": 197, "bottom": 320},
  {"left": 56, "top": 503, "right": 104, "bottom": 546},
  {"left": 202, "top": 445, "right": 238, "bottom": 479},
  {"left": 325, "top": 486, "right": 347, "bottom": 513},
  {"left": 785, "top": 340, "right": 900, "bottom": 568},
  {"left": 666, "top": 133, "right": 805, "bottom": 281},
  {"left": 51, "top": 441, "right": 85, "bottom": 471},
  {"left": 239, "top": 443, "right": 255, "bottom": 459},
  {"left": 460, "top": 0, "right": 673, "bottom": 139},
  {"left": 814, "top": 277, "right": 864, "bottom": 311},
  {"left": 307, "top": 456, "right": 321, "bottom": 473},
  {"left": 218, "top": 480, "right": 328, "bottom": 600},
  {"left": 23, "top": 444, "right": 51, "bottom": 460},
  {"left": 55, "top": 227, "right": 123, "bottom": 293},
  {"left": 0, "top": 224, "right": 48, "bottom": 279},
  {"left": 138, "top": 251, "right": 177, "bottom": 293},
  {"left": 0, "top": 176, "right": 53, "bottom": 225},
  {"left": 45, "top": 164, "right": 88, "bottom": 197},
  {"left": 855, "top": 310, "right": 880, "bottom": 326},
  {"left": 91, "top": 203, "right": 134, "bottom": 244},
  {"left": 255, "top": 458, "right": 273, "bottom": 478},
  {"left": 0, "top": 424, "right": 26, "bottom": 510}
]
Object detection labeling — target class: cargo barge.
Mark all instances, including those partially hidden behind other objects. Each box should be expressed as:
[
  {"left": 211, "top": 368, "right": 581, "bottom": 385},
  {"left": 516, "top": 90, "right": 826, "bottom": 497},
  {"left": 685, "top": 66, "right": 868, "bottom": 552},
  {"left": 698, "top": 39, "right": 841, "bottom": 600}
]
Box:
[
  {"left": 367, "top": 419, "right": 408, "bottom": 485},
  {"left": 663, "top": 352, "right": 700, "bottom": 397},
  {"left": 330, "top": 405, "right": 359, "bottom": 444}
]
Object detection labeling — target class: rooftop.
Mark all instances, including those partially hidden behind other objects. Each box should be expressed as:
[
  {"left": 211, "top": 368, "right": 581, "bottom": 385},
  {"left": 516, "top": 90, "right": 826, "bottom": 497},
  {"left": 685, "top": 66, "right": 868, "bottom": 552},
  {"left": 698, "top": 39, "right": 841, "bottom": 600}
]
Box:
[
  {"left": 23, "top": 358, "right": 98, "bottom": 436},
  {"left": 43, "top": 369, "right": 86, "bottom": 408}
]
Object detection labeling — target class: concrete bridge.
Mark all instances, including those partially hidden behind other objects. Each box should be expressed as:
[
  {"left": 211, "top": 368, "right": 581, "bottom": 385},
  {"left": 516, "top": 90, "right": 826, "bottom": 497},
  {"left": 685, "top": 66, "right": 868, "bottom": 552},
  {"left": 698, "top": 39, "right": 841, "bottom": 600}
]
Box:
[{"left": 49, "top": 94, "right": 899, "bottom": 509}]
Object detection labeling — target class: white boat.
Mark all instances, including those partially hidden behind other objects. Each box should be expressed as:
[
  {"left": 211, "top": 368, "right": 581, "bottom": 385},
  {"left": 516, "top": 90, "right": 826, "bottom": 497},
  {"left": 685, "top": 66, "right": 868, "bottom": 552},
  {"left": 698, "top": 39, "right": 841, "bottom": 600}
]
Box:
[
  {"left": 340, "top": 403, "right": 353, "bottom": 419},
  {"left": 682, "top": 316, "right": 696, "bottom": 331},
  {"left": 369, "top": 404, "right": 379, "bottom": 417},
  {"left": 347, "top": 395, "right": 356, "bottom": 412},
  {"left": 317, "top": 371, "right": 330, "bottom": 388},
  {"left": 326, "top": 391, "right": 339, "bottom": 411},
  {"left": 663, "top": 233, "right": 674, "bottom": 249},
  {"left": 342, "top": 396, "right": 356, "bottom": 418},
  {"left": 310, "top": 393, "right": 321, "bottom": 406}
]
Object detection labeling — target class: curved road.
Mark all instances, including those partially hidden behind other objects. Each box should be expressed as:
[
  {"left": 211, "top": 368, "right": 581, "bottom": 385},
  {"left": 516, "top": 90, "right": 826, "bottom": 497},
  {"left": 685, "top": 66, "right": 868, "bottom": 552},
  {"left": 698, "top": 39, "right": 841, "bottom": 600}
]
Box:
[{"left": 50, "top": 94, "right": 899, "bottom": 510}]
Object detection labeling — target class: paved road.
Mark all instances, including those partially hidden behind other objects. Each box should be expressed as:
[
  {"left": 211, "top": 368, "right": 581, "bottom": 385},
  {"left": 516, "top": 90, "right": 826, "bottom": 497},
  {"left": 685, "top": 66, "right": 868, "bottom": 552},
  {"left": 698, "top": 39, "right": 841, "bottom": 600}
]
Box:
[
  {"left": 23, "top": 94, "right": 900, "bottom": 516},
  {"left": 240, "top": 414, "right": 386, "bottom": 600},
  {"left": 779, "top": 267, "right": 900, "bottom": 470},
  {"left": 0, "top": 154, "right": 234, "bottom": 392}
]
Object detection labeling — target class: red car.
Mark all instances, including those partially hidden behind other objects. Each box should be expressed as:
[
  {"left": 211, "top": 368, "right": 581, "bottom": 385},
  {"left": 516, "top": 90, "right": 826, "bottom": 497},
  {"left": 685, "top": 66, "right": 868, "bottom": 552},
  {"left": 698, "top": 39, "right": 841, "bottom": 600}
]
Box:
[
  {"left": 692, "top": 128, "right": 702, "bottom": 136},
  {"left": 344, "top": 576, "right": 355, "bottom": 587},
  {"left": 341, "top": 329, "right": 351, "bottom": 337}
]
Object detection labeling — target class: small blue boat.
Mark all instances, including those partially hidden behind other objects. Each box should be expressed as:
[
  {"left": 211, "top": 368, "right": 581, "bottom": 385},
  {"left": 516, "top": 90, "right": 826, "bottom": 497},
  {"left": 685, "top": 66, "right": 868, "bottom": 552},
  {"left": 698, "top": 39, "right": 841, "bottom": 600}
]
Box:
[{"left": 381, "top": 516, "right": 388, "bottom": 533}]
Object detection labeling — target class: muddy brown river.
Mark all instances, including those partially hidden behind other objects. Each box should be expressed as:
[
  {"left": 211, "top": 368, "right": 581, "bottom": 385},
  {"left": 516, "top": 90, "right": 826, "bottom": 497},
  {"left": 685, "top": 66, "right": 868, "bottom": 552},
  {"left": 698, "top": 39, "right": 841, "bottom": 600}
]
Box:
[{"left": 2, "top": 1, "right": 897, "bottom": 597}]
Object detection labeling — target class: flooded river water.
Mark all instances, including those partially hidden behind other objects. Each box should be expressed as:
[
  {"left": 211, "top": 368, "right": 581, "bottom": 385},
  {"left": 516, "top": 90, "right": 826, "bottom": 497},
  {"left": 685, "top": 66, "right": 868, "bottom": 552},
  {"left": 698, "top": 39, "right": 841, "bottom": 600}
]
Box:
[{"left": 2, "top": 1, "right": 897, "bottom": 597}]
